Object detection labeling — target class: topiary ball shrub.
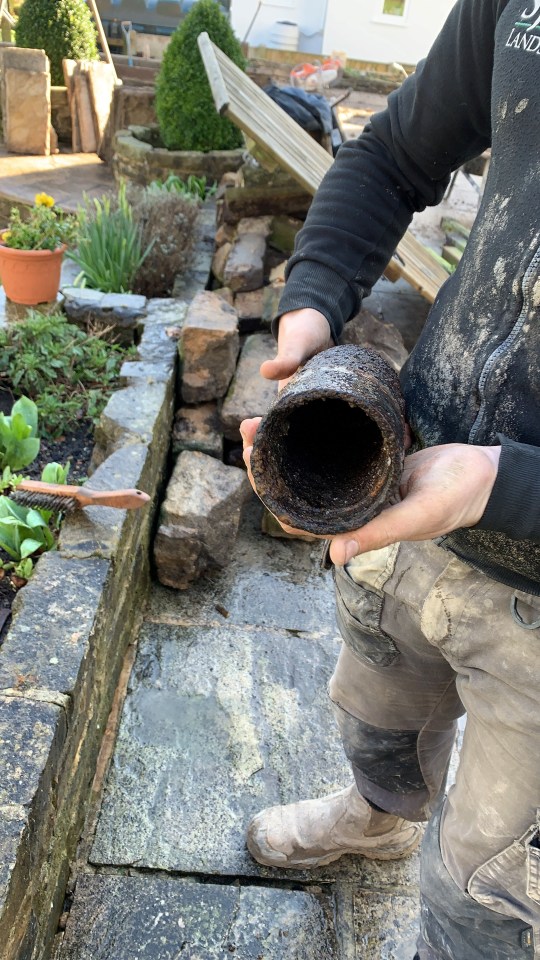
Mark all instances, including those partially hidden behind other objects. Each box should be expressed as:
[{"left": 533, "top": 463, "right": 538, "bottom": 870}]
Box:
[
  {"left": 156, "top": 0, "right": 245, "bottom": 153},
  {"left": 16, "top": 0, "right": 98, "bottom": 86}
]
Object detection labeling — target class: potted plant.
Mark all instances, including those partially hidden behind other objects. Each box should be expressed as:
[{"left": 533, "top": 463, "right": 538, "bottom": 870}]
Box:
[{"left": 0, "top": 193, "right": 77, "bottom": 305}]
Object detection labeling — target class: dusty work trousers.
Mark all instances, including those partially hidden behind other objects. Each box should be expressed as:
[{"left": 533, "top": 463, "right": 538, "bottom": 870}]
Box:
[{"left": 330, "top": 538, "right": 540, "bottom": 960}]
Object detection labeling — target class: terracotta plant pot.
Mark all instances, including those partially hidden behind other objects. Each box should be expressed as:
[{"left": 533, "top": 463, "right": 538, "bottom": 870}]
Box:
[
  {"left": 0, "top": 235, "right": 67, "bottom": 306},
  {"left": 250, "top": 345, "right": 406, "bottom": 535}
]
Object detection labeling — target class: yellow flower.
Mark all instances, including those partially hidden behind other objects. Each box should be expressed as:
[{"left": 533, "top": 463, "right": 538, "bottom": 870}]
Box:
[
  {"left": 2, "top": 231, "right": 11, "bottom": 241},
  {"left": 35, "top": 193, "right": 55, "bottom": 208}
]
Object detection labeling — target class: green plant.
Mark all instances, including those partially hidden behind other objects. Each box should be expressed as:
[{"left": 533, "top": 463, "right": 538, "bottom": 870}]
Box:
[
  {"left": 0, "top": 311, "right": 130, "bottom": 437},
  {"left": 16, "top": 0, "right": 98, "bottom": 86},
  {"left": 0, "top": 397, "right": 40, "bottom": 471},
  {"left": 2, "top": 194, "right": 77, "bottom": 251},
  {"left": 0, "top": 496, "right": 55, "bottom": 563},
  {"left": 69, "top": 184, "right": 152, "bottom": 294},
  {"left": 155, "top": 0, "right": 245, "bottom": 152},
  {"left": 146, "top": 174, "right": 217, "bottom": 201}
]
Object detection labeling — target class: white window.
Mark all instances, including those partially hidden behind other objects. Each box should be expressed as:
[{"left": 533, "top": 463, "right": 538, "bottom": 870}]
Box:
[{"left": 374, "top": 0, "right": 410, "bottom": 24}]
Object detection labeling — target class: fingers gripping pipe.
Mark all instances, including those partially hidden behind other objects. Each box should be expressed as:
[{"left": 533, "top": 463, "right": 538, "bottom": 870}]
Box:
[{"left": 250, "top": 345, "right": 406, "bottom": 535}]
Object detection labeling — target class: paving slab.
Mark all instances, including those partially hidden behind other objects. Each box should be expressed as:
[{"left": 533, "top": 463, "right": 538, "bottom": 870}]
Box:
[
  {"left": 351, "top": 890, "right": 419, "bottom": 959},
  {"left": 58, "top": 874, "right": 338, "bottom": 959},
  {"left": 90, "top": 617, "right": 419, "bottom": 890}
]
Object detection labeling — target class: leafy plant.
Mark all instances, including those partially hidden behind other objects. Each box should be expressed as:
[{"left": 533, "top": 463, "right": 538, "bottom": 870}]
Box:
[
  {"left": 41, "top": 462, "right": 70, "bottom": 484},
  {"left": 2, "top": 194, "right": 77, "bottom": 252},
  {"left": 0, "top": 496, "right": 55, "bottom": 562},
  {"left": 16, "top": 0, "right": 98, "bottom": 86},
  {"left": 69, "top": 184, "right": 152, "bottom": 294},
  {"left": 155, "top": 0, "right": 245, "bottom": 152},
  {"left": 0, "top": 466, "right": 24, "bottom": 493},
  {"left": 0, "top": 397, "right": 40, "bottom": 471},
  {"left": 146, "top": 174, "right": 217, "bottom": 201},
  {"left": 0, "top": 311, "right": 129, "bottom": 437}
]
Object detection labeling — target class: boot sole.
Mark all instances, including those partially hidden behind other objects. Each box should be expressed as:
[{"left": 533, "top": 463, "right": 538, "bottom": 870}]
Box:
[{"left": 247, "top": 828, "right": 422, "bottom": 869}]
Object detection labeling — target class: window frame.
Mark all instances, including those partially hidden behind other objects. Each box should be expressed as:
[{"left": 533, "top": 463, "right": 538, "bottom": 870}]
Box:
[{"left": 372, "top": 0, "right": 411, "bottom": 26}]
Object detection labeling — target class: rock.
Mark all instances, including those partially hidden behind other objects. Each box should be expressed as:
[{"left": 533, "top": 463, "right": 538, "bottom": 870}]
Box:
[
  {"left": 213, "top": 286, "right": 234, "bottom": 306},
  {"left": 223, "top": 233, "right": 266, "bottom": 293},
  {"left": 269, "top": 215, "right": 303, "bottom": 254},
  {"left": 215, "top": 223, "right": 235, "bottom": 247},
  {"left": 234, "top": 289, "right": 264, "bottom": 321},
  {"left": 180, "top": 291, "right": 239, "bottom": 403},
  {"left": 340, "top": 308, "right": 409, "bottom": 372},
  {"left": 236, "top": 216, "right": 273, "bottom": 237},
  {"left": 62, "top": 289, "right": 147, "bottom": 345},
  {"left": 211, "top": 241, "right": 232, "bottom": 285},
  {"left": 172, "top": 403, "right": 223, "bottom": 459},
  {"left": 269, "top": 261, "right": 286, "bottom": 283},
  {"left": 221, "top": 334, "right": 278, "bottom": 441},
  {"left": 262, "top": 280, "right": 285, "bottom": 327},
  {"left": 154, "top": 452, "right": 250, "bottom": 589}
]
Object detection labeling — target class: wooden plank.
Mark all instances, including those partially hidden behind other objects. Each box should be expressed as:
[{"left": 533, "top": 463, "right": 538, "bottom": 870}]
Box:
[
  {"left": 62, "top": 58, "right": 81, "bottom": 152},
  {"left": 199, "top": 33, "right": 447, "bottom": 304},
  {"left": 87, "top": 0, "right": 116, "bottom": 76},
  {"left": 86, "top": 60, "right": 116, "bottom": 156}
]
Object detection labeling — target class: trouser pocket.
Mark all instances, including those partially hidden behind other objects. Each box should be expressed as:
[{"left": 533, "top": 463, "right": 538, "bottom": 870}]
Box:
[
  {"left": 334, "top": 563, "right": 399, "bottom": 666},
  {"left": 468, "top": 814, "right": 540, "bottom": 934}
]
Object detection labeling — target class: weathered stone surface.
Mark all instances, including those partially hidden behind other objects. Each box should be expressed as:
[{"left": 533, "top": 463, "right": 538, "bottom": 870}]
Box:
[
  {"left": 269, "top": 215, "right": 303, "bottom": 254},
  {"left": 154, "top": 451, "right": 249, "bottom": 589},
  {"left": 262, "top": 280, "right": 284, "bottom": 326},
  {"left": 211, "top": 241, "right": 231, "bottom": 285},
  {"left": 236, "top": 215, "right": 273, "bottom": 237},
  {"left": 234, "top": 288, "right": 264, "bottom": 320},
  {"left": 180, "top": 291, "right": 239, "bottom": 403},
  {"left": 93, "top": 382, "right": 169, "bottom": 460},
  {"left": 219, "top": 185, "right": 312, "bottom": 224},
  {"left": 147, "top": 499, "right": 337, "bottom": 636},
  {"left": 341, "top": 308, "right": 409, "bottom": 372},
  {"left": 221, "top": 334, "right": 277, "bottom": 441},
  {"left": 120, "top": 359, "right": 171, "bottom": 384},
  {"left": 269, "top": 260, "right": 287, "bottom": 283},
  {"left": 215, "top": 223, "right": 235, "bottom": 247},
  {"left": 59, "top": 444, "right": 150, "bottom": 559},
  {"left": 5, "top": 68, "right": 50, "bottom": 156},
  {"left": 262, "top": 507, "right": 318, "bottom": 543},
  {"left": 352, "top": 890, "right": 419, "bottom": 959},
  {"left": 172, "top": 403, "right": 223, "bottom": 459},
  {"left": 1, "top": 47, "right": 48, "bottom": 73},
  {"left": 0, "top": 696, "right": 63, "bottom": 806},
  {"left": 59, "top": 875, "right": 338, "bottom": 960},
  {"left": 90, "top": 620, "right": 352, "bottom": 878},
  {"left": 138, "top": 298, "right": 186, "bottom": 367},
  {"left": 113, "top": 128, "right": 244, "bottom": 188},
  {"left": 62, "top": 288, "right": 147, "bottom": 345},
  {"left": 212, "top": 286, "right": 234, "bottom": 306},
  {"left": 223, "top": 233, "right": 266, "bottom": 293},
  {"left": 0, "top": 553, "right": 107, "bottom": 695}
]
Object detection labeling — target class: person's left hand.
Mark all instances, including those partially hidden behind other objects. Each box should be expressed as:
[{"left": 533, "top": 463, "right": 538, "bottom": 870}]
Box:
[{"left": 240, "top": 417, "right": 501, "bottom": 565}]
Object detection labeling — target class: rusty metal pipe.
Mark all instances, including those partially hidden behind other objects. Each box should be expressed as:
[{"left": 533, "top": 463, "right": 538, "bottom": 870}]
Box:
[{"left": 250, "top": 345, "right": 406, "bottom": 535}]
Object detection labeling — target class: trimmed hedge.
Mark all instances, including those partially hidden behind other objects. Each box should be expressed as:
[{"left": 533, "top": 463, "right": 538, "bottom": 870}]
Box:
[
  {"left": 156, "top": 0, "right": 245, "bottom": 152},
  {"left": 16, "top": 0, "right": 98, "bottom": 86}
]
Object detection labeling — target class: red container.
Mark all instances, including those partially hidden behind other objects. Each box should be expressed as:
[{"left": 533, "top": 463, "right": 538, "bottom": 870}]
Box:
[{"left": 0, "top": 234, "right": 66, "bottom": 305}]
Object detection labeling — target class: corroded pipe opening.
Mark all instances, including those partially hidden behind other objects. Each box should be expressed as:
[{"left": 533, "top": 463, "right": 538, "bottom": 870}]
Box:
[{"left": 251, "top": 345, "right": 406, "bottom": 534}]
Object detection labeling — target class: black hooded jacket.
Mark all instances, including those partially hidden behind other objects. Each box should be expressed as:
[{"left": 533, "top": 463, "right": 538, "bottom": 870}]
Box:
[{"left": 277, "top": 0, "right": 540, "bottom": 594}]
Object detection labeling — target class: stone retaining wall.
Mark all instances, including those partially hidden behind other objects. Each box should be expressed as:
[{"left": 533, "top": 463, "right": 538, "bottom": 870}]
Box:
[
  {"left": 0, "top": 206, "right": 214, "bottom": 959},
  {"left": 112, "top": 126, "right": 245, "bottom": 188}
]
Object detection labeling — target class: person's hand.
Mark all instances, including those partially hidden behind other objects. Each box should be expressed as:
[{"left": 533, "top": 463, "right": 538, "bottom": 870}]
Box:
[
  {"left": 240, "top": 421, "right": 501, "bottom": 563},
  {"left": 260, "top": 308, "right": 333, "bottom": 389},
  {"left": 329, "top": 443, "right": 501, "bottom": 565}
]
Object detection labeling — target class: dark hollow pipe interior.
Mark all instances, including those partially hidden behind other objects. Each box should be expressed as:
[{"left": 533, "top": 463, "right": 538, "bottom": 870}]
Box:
[{"left": 274, "top": 398, "right": 384, "bottom": 511}]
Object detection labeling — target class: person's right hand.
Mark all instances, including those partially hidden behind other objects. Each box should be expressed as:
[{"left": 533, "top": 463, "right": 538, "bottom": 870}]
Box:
[{"left": 260, "top": 308, "right": 333, "bottom": 388}]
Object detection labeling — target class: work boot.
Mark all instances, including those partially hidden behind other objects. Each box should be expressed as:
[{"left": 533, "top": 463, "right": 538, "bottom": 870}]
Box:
[{"left": 247, "top": 784, "right": 422, "bottom": 868}]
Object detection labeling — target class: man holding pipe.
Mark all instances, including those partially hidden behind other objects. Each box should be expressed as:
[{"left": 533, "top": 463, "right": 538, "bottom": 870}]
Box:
[{"left": 240, "top": 1, "right": 540, "bottom": 958}]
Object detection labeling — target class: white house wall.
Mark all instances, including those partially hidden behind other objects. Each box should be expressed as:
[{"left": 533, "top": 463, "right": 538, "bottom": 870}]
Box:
[
  {"left": 231, "top": 0, "right": 327, "bottom": 52},
  {"left": 323, "top": 0, "right": 458, "bottom": 65}
]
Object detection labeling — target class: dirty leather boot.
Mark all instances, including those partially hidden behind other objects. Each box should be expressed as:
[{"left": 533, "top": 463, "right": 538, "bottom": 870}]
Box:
[{"left": 246, "top": 784, "right": 422, "bottom": 868}]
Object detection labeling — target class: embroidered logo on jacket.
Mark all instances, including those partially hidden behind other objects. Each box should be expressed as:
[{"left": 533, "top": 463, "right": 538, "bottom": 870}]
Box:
[{"left": 507, "top": 2, "right": 540, "bottom": 52}]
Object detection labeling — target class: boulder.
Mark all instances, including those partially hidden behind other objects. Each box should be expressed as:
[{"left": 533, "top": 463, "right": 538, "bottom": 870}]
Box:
[{"left": 223, "top": 234, "right": 266, "bottom": 293}]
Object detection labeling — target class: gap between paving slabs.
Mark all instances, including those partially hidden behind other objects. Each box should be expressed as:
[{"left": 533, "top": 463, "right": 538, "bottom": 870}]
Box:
[{"left": 0, "top": 263, "right": 209, "bottom": 957}]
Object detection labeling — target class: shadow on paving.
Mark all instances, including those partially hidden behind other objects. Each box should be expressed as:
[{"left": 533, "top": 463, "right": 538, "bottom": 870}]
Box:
[{"left": 58, "top": 498, "right": 421, "bottom": 960}]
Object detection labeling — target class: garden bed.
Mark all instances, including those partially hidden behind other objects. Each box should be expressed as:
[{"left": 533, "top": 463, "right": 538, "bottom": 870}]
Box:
[{"left": 0, "top": 198, "right": 215, "bottom": 960}]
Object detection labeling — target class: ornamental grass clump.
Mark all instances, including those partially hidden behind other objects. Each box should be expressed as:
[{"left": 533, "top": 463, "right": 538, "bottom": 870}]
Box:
[
  {"left": 155, "top": 0, "right": 245, "bottom": 152},
  {"left": 69, "top": 184, "right": 152, "bottom": 294},
  {"left": 16, "top": 0, "right": 98, "bottom": 86},
  {"left": 131, "top": 188, "right": 199, "bottom": 298},
  {"left": 2, "top": 193, "right": 77, "bottom": 251}
]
